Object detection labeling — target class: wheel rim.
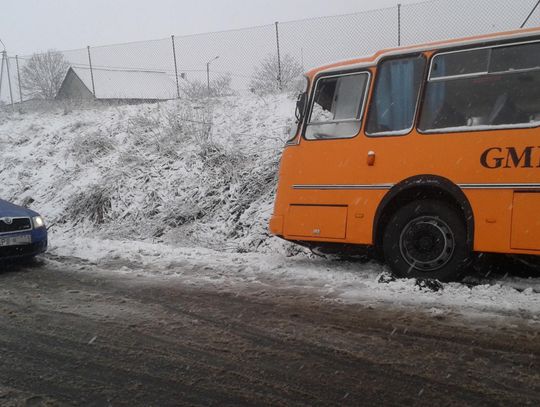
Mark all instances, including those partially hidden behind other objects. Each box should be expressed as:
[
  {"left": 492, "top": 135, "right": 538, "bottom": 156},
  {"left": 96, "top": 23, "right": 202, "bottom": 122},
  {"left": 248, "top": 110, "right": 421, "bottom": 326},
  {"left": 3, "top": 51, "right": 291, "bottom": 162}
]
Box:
[{"left": 399, "top": 215, "right": 455, "bottom": 272}]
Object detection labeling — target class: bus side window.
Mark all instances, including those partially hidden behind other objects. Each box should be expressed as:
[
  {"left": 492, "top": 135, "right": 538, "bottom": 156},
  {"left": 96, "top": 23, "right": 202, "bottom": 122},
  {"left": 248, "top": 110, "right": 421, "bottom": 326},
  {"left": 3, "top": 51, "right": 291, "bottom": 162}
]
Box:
[
  {"left": 419, "top": 41, "right": 540, "bottom": 133},
  {"left": 305, "top": 72, "right": 369, "bottom": 140},
  {"left": 366, "top": 55, "right": 426, "bottom": 136}
]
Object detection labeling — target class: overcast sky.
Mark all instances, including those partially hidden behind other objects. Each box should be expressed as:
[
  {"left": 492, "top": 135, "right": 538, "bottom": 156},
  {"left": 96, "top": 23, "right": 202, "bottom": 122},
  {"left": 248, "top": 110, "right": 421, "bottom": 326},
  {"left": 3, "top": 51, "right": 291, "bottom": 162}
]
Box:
[{"left": 1, "top": 0, "right": 423, "bottom": 54}]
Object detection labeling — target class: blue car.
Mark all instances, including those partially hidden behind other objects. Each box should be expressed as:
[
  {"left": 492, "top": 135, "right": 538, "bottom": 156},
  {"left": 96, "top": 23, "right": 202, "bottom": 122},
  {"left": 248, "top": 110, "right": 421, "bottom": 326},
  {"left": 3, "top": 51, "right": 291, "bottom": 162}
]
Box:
[{"left": 0, "top": 199, "right": 47, "bottom": 260}]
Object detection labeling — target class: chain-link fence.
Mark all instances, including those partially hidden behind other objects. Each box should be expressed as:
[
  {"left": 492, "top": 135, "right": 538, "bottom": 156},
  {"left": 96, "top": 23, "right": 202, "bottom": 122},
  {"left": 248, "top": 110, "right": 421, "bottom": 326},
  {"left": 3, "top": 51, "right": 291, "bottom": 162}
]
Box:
[{"left": 1, "top": 0, "right": 540, "bottom": 105}]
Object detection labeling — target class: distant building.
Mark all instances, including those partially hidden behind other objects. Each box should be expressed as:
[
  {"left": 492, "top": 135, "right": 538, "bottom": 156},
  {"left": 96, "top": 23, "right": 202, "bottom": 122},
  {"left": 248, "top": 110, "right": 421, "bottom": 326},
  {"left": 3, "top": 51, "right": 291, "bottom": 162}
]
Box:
[{"left": 56, "top": 66, "right": 178, "bottom": 102}]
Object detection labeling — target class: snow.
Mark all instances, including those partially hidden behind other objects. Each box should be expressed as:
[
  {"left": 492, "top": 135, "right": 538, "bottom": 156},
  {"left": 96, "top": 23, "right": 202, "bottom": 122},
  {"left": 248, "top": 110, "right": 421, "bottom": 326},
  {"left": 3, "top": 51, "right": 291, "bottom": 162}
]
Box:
[
  {"left": 310, "top": 103, "right": 334, "bottom": 122},
  {"left": 367, "top": 128, "right": 413, "bottom": 136},
  {"left": 421, "top": 121, "right": 540, "bottom": 133},
  {"left": 0, "top": 94, "right": 296, "bottom": 253},
  {"left": 50, "top": 233, "right": 540, "bottom": 322},
  {"left": 1, "top": 94, "right": 539, "bottom": 322}
]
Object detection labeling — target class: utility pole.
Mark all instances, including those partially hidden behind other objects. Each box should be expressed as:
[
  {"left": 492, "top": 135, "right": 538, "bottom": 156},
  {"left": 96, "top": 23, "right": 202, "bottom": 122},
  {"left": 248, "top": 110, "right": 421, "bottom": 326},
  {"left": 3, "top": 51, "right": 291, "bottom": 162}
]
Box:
[
  {"left": 5, "top": 52, "right": 14, "bottom": 107},
  {"left": 0, "top": 51, "right": 14, "bottom": 108}
]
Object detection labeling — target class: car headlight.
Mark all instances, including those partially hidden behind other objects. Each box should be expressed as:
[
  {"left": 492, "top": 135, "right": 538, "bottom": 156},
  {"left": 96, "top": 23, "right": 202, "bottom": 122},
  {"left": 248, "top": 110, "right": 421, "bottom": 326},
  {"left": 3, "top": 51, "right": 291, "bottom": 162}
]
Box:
[{"left": 32, "top": 216, "right": 45, "bottom": 229}]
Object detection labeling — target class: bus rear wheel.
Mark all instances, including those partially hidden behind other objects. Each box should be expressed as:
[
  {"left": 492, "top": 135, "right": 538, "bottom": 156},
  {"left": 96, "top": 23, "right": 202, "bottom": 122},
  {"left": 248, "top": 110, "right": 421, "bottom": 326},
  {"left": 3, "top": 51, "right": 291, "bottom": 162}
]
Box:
[{"left": 382, "top": 200, "right": 471, "bottom": 282}]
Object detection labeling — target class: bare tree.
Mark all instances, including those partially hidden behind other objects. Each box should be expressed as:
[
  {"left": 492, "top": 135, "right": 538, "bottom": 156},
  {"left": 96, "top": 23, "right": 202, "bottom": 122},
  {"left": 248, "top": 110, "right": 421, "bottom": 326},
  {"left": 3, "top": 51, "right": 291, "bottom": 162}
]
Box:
[
  {"left": 249, "top": 53, "right": 304, "bottom": 95},
  {"left": 20, "top": 50, "right": 69, "bottom": 99}
]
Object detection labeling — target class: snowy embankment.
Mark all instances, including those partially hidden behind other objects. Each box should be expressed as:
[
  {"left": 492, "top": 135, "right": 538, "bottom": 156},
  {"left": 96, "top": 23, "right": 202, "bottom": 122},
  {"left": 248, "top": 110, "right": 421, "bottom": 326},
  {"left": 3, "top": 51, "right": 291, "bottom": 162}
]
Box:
[
  {"left": 0, "top": 95, "right": 295, "bottom": 253},
  {"left": 1, "top": 96, "right": 539, "bottom": 320}
]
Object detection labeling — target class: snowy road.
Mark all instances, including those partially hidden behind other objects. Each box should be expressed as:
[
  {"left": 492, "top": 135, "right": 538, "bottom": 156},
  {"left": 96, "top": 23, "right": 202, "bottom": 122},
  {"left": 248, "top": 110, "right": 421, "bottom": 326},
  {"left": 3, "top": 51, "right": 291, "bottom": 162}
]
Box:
[{"left": 0, "top": 255, "right": 538, "bottom": 406}]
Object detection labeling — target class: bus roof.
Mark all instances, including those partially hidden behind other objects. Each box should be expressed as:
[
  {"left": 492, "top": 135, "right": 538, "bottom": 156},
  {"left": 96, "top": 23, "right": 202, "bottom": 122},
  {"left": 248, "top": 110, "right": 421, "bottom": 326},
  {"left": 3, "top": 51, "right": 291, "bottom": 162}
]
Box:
[{"left": 307, "top": 26, "right": 540, "bottom": 79}]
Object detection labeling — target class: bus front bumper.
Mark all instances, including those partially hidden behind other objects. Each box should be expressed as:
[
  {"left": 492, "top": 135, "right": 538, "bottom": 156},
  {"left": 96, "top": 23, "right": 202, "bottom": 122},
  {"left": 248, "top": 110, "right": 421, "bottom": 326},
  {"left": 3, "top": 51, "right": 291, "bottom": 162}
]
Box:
[{"left": 269, "top": 215, "right": 284, "bottom": 236}]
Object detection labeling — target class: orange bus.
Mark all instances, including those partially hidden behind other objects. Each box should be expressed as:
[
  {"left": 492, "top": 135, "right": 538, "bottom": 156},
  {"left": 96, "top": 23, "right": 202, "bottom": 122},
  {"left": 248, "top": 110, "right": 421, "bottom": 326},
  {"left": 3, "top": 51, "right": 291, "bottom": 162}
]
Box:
[{"left": 270, "top": 27, "right": 540, "bottom": 281}]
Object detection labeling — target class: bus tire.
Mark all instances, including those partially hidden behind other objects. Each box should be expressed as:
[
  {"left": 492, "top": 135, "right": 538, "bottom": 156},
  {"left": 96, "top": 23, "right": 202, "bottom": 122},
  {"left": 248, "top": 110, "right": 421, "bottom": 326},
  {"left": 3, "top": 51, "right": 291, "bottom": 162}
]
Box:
[{"left": 382, "top": 200, "right": 471, "bottom": 282}]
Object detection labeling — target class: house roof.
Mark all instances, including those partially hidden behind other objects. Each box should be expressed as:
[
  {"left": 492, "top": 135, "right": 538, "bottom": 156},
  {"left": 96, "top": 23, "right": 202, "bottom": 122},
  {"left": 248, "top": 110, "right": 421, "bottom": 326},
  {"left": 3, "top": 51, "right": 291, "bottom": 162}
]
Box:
[{"left": 68, "top": 66, "right": 178, "bottom": 100}]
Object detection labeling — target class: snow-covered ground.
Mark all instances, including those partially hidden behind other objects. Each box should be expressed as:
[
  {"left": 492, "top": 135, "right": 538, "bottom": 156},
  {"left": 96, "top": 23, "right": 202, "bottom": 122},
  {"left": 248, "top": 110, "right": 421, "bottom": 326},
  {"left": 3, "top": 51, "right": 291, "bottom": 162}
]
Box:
[
  {"left": 1, "top": 96, "right": 539, "bottom": 322},
  {"left": 50, "top": 234, "right": 540, "bottom": 323},
  {"left": 0, "top": 95, "right": 296, "bottom": 253}
]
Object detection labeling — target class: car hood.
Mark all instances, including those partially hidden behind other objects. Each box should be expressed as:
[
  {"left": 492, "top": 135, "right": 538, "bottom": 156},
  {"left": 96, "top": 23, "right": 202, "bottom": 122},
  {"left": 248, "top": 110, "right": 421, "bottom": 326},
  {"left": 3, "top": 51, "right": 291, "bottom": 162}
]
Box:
[{"left": 0, "top": 199, "right": 39, "bottom": 218}]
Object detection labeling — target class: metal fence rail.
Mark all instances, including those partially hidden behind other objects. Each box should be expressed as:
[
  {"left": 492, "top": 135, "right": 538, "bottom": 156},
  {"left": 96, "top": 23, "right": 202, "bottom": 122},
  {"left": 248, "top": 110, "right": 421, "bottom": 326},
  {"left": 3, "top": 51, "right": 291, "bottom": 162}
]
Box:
[{"left": 1, "top": 0, "right": 539, "bottom": 105}]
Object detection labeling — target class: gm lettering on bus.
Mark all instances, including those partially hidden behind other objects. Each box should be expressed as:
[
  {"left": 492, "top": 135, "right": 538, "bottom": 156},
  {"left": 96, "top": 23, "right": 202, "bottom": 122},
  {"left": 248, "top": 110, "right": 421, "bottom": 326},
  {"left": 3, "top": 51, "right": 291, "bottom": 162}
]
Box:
[{"left": 480, "top": 146, "right": 540, "bottom": 169}]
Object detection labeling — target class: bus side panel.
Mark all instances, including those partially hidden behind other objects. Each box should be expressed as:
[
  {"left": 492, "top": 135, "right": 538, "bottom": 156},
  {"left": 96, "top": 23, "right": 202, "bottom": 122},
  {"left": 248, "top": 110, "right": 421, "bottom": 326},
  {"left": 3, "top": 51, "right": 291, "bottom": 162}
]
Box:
[
  {"left": 511, "top": 192, "right": 540, "bottom": 251},
  {"left": 280, "top": 190, "right": 385, "bottom": 245},
  {"left": 285, "top": 205, "right": 348, "bottom": 239},
  {"left": 344, "top": 190, "right": 387, "bottom": 244},
  {"left": 464, "top": 190, "right": 514, "bottom": 253}
]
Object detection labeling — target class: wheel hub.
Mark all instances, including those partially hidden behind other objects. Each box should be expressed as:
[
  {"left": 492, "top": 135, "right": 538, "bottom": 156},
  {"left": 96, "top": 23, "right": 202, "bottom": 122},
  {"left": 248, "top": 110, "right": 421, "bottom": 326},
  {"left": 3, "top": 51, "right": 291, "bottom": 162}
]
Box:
[{"left": 399, "top": 216, "right": 455, "bottom": 272}]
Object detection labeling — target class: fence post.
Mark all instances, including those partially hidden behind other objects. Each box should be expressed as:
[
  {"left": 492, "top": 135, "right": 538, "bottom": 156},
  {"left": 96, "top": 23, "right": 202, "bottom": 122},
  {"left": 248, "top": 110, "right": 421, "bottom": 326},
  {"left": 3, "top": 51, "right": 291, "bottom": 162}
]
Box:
[
  {"left": 15, "top": 55, "right": 23, "bottom": 104},
  {"left": 87, "top": 46, "right": 96, "bottom": 97},
  {"left": 171, "top": 35, "right": 181, "bottom": 99},
  {"left": 5, "top": 53, "right": 14, "bottom": 107},
  {"left": 397, "top": 3, "right": 402, "bottom": 47},
  {"left": 275, "top": 21, "right": 282, "bottom": 91}
]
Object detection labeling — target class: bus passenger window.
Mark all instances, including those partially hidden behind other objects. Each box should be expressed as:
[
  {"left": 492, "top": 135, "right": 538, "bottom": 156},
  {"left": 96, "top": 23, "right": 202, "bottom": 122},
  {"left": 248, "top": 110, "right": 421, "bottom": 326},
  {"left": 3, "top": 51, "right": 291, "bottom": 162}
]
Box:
[
  {"left": 490, "top": 42, "right": 540, "bottom": 73},
  {"left": 420, "top": 41, "right": 540, "bottom": 132},
  {"left": 430, "top": 48, "right": 489, "bottom": 79},
  {"left": 305, "top": 73, "right": 369, "bottom": 140},
  {"left": 366, "top": 55, "right": 426, "bottom": 136}
]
